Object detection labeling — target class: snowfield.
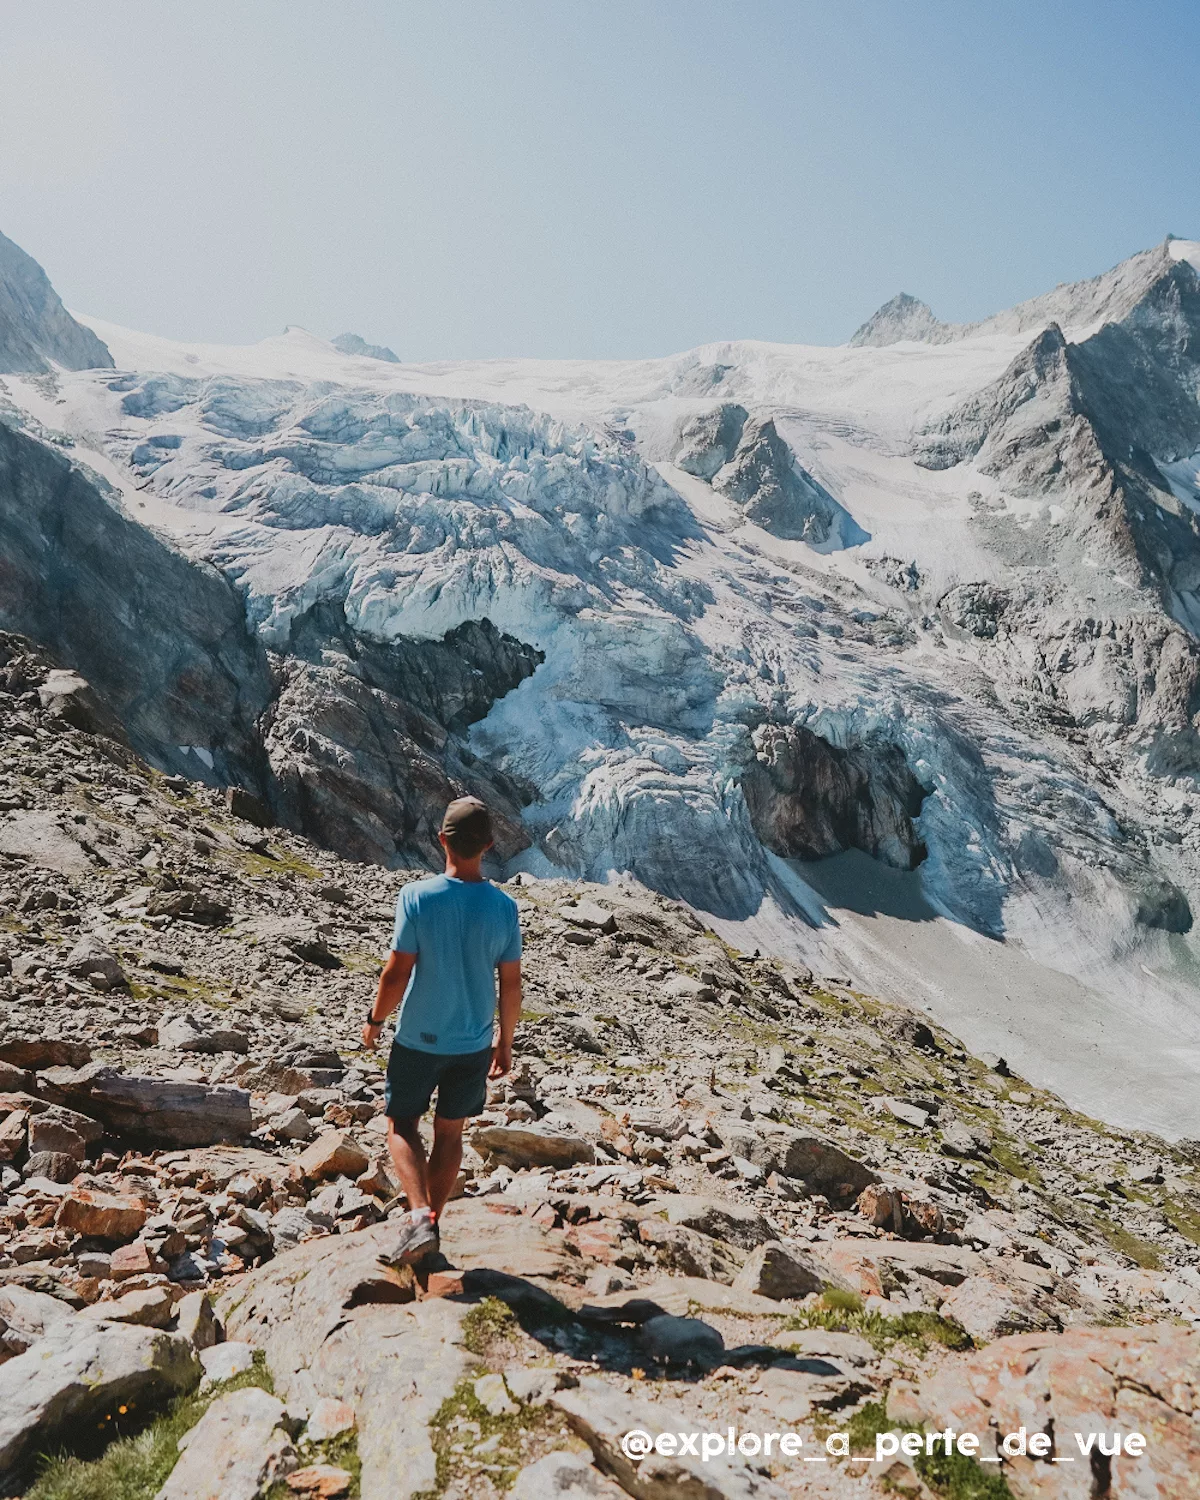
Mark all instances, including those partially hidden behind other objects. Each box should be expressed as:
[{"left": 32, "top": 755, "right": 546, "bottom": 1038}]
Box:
[{"left": 7, "top": 246, "right": 1200, "bottom": 1139}]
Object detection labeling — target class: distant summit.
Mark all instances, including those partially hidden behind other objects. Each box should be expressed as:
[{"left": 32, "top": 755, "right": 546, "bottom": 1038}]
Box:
[
  {"left": 850, "top": 238, "right": 1200, "bottom": 349},
  {"left": 850, "top": 292, "right": 947, "bottom": 348},
  {"left": 332, "top": 331, "right": 400, "bottom": 363},
  {"left": 0, "top": 229, "right": 113, "bottom": 374}
]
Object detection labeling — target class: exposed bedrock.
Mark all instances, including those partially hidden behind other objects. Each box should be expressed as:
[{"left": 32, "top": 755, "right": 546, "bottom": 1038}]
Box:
[
  {"left": 0, "top": 417, "right": 274, "bottom": 789},
  {"left": 265, "top": 606, "right": 542, "bottom": 867},
  {"left": 0, "top": 229, "right": 113, "bottom": 374},
  {"left": 711, "top": 415, "right": 867, "bottom": 548},
  {"left": 740, "top": 722, "right": 928, "bottom": 871},
  {"left": 0, "top": 421, "right": 543, "bottom": 869},
  {"left": 673, "top": 403, "right": 748, "bottom": 480}
]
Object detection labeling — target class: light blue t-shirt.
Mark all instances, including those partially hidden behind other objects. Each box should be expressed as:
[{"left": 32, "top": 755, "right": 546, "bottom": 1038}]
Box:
[{"left": 391, "top": 875, "right": 522, "bottom": 1055}]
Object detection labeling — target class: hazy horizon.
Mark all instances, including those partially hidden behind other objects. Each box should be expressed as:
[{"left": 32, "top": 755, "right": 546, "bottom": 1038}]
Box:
[{"left": 4, "top": 1, "right": 1198, "bottom": 361}]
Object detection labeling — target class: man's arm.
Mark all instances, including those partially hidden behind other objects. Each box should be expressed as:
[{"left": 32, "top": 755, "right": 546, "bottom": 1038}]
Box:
[
  {"left": 362, "top": 949, "right": 416, "bottom": 1049},
  {"left": 489, "top": 959, "right": 521, "bottom": 1077}
]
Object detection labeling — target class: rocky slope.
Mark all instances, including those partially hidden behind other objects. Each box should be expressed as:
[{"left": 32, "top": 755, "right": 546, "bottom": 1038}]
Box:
[
  {"left": 4, "top": 232, "right": 1200, "bottom": 1142},
  {"left": 0, "top": 230, "right": 112, "bottom": 375},
  {"left": 0, "top": 640, "right": 1199, "bottom": 1497}
]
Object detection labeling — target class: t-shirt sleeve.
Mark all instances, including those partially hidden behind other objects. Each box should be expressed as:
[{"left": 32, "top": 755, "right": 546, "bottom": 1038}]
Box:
[
  {"left": 498, "top": 898, "right": 522, "bottom": 963},
  {"left": 392, "top": 889, "right": 419, "bottom": 954}
]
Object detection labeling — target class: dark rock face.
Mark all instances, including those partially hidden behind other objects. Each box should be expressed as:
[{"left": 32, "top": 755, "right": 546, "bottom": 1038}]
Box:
[
  {"left": 741, "top": 723, "right": 927, "bottom": 870},
  {"left": 331, "top": 332, "right": 400, "bottom": 363},
  {"left": 0, "top": 420, "right": 543, "bottom": 869},
  {"left": 0, "top": 418, "right": 274, "bottom": 790},
  {"left": 266, "top": 605, "right": 542, "bottom": 867},
  {"left": 674, "top": 404, "right": 748, "bottom": 480},
  {"left": 713, "top": 416, "right": 868, "bottom": 548},
  {"left": 0, "top": 230, "right": 113, "bottom": 374}
]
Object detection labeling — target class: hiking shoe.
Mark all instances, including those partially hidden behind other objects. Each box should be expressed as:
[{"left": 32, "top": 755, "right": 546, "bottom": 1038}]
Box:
[{"left": 378, "top": 1215, "right": 439, "bottom": 1268}]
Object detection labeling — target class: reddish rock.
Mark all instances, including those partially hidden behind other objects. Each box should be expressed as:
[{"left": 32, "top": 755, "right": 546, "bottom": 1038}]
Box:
[
  {"left": 908, "top": 1324, "right": 1200, "bottom": 1498},
  {"left": 0, "top": 1110, "right": 27, "bottom": 1162},
  {"left": 296, "top": 1131, "right": 369, "bottom": 1184},
  {"left": 287, "top": 1466, "right": 352, "bottom": 1498},
  {"left": 422, "top": 1270, "right": 466, "bottom": 1299},
  {"left": 857, "top": 1183, "right": 903, "bottom": 1230},
  {"left": 55, "top": 1188, "right": 147, "bottom": 1242},
  {"left": 110, "top": 1241, "right": 157, "bottom": 1280}
]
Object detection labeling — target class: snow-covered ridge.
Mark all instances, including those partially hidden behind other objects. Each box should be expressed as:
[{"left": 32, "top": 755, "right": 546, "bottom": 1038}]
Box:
[{"left": 9, "top": 237, "right": 1200, "bottom": 1138}]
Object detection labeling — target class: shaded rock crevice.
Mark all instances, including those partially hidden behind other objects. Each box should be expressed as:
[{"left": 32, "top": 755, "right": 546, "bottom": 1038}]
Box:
[{"left": 740, "top": 722, "right": 928, "bottom": 871}]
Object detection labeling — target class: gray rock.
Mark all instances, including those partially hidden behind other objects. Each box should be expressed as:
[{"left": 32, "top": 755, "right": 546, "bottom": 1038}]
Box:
[
  {"left": 22, "top": 1150, "right": 79, "bottom": 1183},
  {"left": 472, "top": 1123, "right": 595, "bottom": 1169},
  {"left": 0, "top": 228, "right": 113, "bottom": 374},
  {"left": 565, "top": 900, "right": 617, "bottom": 934},
  {"left": 473, "top": 1371, "right": 518, "bottom": 1416},
  {"left": 0, "top": 1285, "right": 77, "bottom": 1355},
  {"left": 640, "top": 1313, "right": 725, "bottom": 1368},
  {"left": 733, "top": 1241, "right": 827, "bottom": 1301},
  {"left": 36, "top": 669, "right": 127, "bottom": 740},
  {"left": 637, "top": 1217, "right": 744, "bottom": 1283},
  {"left": 503, "top": 1366, "right": 577, "bottom": 1407},
  {"left": 937, "top": 1276, "right": 1059, "bottom": 1343},
  {"left": 272, "top": 1106, "right": 314, "bottom": 1142},
  {"left": 674, "top": 403, "right": 749, "bottom": 479},
  {"left": 64, "top": 937, "right": 126, "bottom": 991},
  {"left": 714, "top": 415, "right": 864, "bottom": 547},
  {"left": 174, "top": 1291, "right": 220, "bottom": 1351},
  {"left": 199, "top": 1340, "right": 257, "bottom": 1390},
  {"left": 650, "top": 1194, "right": 776, "bottom": 1250},
  {"left": 511, "top": 1451, "right": 627, "bottom": 1499},
  {"left": 552, "top": 1379, "right": 786, "bottom": 1499},
  {"left": 156, "top": 1385, "right": 296, "bottom": 1500},
  {"left": 159, "top": 1011, "right": 250, "bottom": 1055},
  {"left": 0, "top": 1322, "right": 199, "bottom": 1488},
  {"left": 0, "top": 810, "right": 92, "bottom": 876},
  {"left": 57, "top": 1065, "right": 252, "bottom": 1148}
]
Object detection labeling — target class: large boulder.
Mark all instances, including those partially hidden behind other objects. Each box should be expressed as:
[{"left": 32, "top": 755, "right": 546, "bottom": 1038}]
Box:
[
  {"left": 156, "top": 1385, "right": 296, "bottom": 1499},
  {"left": 55, "top": 1065, "right": 252, "bottom": 1147},
  {"left": 648, "top": 1195, "right": 776, "bottom": 1252},
  {"left": 903, "top": 1324, "right": 1200, "bottom": 1498},
  {"left": 158, "top": 1011, "right": 250, "bottom": 1055},
  {"left": 36, "top": 669, "right": 127, "bottom": 740},
  {"left": 0, "top": 1323, "right": 199, "bottom": 1488},
  {"left": 733, "top": 1242, "right": 828, "bottom": 1302},
  {"left": 472, "top": 1123, "right": 595, "bottom": 1170}
]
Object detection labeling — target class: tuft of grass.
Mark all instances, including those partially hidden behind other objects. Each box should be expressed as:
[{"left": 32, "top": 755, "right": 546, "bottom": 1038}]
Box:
[
  {"left": 421, "top": 1373, "right": 571, "bottom": 1498},
  {"left": 846, "top": 1398, "right": 1014, "bottom": 1499},
  {"left": 265, "top": 1427, "right": 362, "bottom": 1499},
  {"left": 783, "top": 1290, "right": 971, "bottom": 1354},
  {"left": 460, "top": 1296, "right": 518, "bottom": 1357},
  {"left": 918, "top": 1447, "right": 1014, "bottom": 1498},
  {"left": 846, "top": 1399, "right": 891, "bottom": 1453},
  {"left": 27, "top": 1354, "right": 274, "bottom": 1500}
]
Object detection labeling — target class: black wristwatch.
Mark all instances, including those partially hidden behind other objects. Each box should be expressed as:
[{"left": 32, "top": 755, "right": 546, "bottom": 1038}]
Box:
[{"left": 365, "top": 1007, "right": 385, "bottom": 1026}]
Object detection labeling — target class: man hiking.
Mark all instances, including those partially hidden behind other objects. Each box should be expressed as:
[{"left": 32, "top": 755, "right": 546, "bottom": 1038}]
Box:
[{"left": 362, "top": 796, "right": 521, "bottom": 1266}]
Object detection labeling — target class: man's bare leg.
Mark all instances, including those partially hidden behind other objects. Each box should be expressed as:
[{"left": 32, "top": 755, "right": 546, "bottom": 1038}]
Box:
[
  {"left": 387, "top": 1115, "right": 431, "bottom": 1211},
  {"left": 428, "top": 1116, "right": 466, "bottom": 1222}
]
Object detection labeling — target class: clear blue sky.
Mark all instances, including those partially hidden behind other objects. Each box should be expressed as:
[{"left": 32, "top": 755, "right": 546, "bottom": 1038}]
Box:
[{"left": 3, "top": 1, "right": 1197, "bottom": 360}]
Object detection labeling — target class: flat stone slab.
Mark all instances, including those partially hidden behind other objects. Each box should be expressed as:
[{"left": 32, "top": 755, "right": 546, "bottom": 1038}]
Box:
[{"left": 0, "top": 811, "right": 92, "bottom": 875}]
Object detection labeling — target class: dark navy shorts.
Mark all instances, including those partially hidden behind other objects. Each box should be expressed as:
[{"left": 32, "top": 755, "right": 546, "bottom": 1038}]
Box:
[{"left": 384, "top": 1042, "right": 493, "bottom": 1121}]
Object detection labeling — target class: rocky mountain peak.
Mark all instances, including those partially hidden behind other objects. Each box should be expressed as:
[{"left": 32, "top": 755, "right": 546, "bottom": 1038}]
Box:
[
  {"left": 0, "top": 229, "right": 112, "bottom": 375},
  {"left": 849, "top": 292, "right": 947, "bottom": 348}
]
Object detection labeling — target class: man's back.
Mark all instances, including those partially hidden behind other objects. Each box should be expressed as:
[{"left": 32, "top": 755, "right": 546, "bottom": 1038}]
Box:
[{"left": 392, "top": 874, "right": 521, "bottom": 1054}]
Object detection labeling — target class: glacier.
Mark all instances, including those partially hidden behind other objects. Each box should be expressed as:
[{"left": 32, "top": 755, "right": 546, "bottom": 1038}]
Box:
[{"left": 5, "top": 241, "right": 1200, "bottom": 1135}]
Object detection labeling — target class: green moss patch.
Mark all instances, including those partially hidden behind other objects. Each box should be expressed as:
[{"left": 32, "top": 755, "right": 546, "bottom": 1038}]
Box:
[{"left": 27, "top": 1353, "right": 274, "bottom": 1500}]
